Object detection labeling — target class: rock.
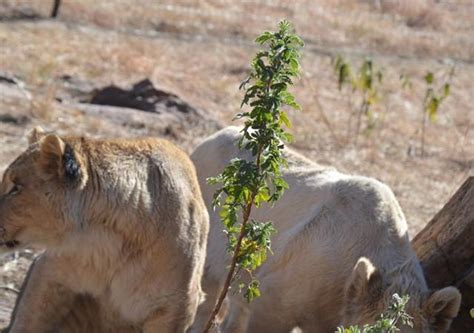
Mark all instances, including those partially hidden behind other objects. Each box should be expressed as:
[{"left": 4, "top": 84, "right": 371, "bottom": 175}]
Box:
[
  {"left": 0, "top": 3, "right": 40, "bottom": 21},
  {"left": 0, "top": 114, "right": 30, "bottom": 126},
  {"left": 54, "top": 77, "right": 222, "bottom": 148},
  {"left": 0, "top": 72, "right": 31, "bottom": 101},
  {"left": 89, "top": 79, "right": 200, "bottom": 115},
  {"left": 56, "top": 74, "right": 97, "bottom": 102}
]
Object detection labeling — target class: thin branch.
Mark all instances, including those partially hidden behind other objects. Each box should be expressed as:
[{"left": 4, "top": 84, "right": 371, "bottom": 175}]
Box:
[
  {"left": 202, "top": 146, "right": 263, "bottom": 332},
  {"left": 0, "top": 285, "right": 19, "bottom": 294}
]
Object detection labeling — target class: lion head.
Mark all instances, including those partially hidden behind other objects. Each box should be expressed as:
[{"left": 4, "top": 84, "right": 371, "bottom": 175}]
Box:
[
  {"left": 341, "top": 257, "right": 461, "bottom": 333},
  {"left": 0, "top": 127, "right": 88, "bottom": 255}
]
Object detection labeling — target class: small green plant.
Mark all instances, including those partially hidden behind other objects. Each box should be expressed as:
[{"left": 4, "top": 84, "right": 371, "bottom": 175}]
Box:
[
  {"left": 419, "top": 68, "right": 453, "bottom": 156},
  {"left": 399, "top": 72, "right": 412, "bottom": 90},
  {"left": 332, "top": 55, "right": 384, "bottom": 144},
  {"left": 201, "top": 20, "right": 303, "bottom": 332},
  {"left": 336, "top": 294, "right": 413, "bottom": 333}
]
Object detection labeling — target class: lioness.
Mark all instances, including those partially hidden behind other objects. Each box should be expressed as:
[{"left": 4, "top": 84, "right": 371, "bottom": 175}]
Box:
[
  {"left": 189, "top": 126, "right": 461, "bottom": 333},
  {"left": 0, "top": 127, "right": 209, "bottom": 333}
]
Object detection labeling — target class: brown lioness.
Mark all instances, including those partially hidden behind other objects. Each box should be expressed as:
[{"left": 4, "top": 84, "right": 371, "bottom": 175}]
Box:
[{"left": 0, "top": 127, "right": 209, "bottom": 333}]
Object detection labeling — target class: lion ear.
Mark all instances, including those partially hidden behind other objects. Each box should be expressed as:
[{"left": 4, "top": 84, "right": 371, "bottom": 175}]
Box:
[
  {"left": 37, "top": 135, "right": 86, "bottom": 187},
  {"left": 424, "top": 287, "right": 461, "bottom": 332},
  {"left": 345, "top": 257, "right": 384, "bottom": 305},
  {"left": 28, "top": 126, "right": 47, "bottom": 145}
]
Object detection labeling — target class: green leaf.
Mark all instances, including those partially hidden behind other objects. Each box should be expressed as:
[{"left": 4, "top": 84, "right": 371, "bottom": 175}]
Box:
[
  {"left": 255, "top": 31, "right": 273, "bottom": 45},
  {"left": 282, "top": 132, "right": 294, "bottom": 143},
  {"left": 255, "top": 189, "right": 270, "bottom": 203},
  {"left": 280, "top": 111, "right": 292, "bottom": 128},
  {"left": 424, "top": 72, "right": 434, "bottom": 84},
  {"left": 244, "top": 280, "right": 261, "bottom": 302},
  {"left": 290, "top": 58, "right": 300, "bottom": 73},
  {"left": 289, "top": 101, "right": 302, "bottom": 110},
  {"left": 426, "top": 97, "right": 440, "bottom": 122},
  {"left": 338, "top": 63, "right": 351, "bottom": 90},
  {"left": 443, "top": 83, "right": 450, "bottom": 97}
]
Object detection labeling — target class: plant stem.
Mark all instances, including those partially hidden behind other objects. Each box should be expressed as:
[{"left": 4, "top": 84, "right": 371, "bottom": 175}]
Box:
[
  {"left": 201, "top": 201, "right": 254, "bottom": 333},
  {"left": 421, "top": 106, "right": 426, "bottom": 157},
  {"left": 346, "top": 92, "right": 354, "bottom": 143},
  {"left": 355, "top": 99, "right": 367, "bottom": 145},
  {"left": 202, "top": 147, "right": 263, "bottom": 333}
]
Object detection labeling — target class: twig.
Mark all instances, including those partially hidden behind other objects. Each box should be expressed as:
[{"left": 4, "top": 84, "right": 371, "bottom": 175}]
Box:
[{"left": 0, "top": 285, "right": 19, "bottom": 294}]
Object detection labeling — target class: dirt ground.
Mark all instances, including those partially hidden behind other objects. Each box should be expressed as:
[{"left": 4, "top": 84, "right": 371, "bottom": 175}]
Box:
[{"left": 0, "top": 0, "right": 472, "bottom": 327}]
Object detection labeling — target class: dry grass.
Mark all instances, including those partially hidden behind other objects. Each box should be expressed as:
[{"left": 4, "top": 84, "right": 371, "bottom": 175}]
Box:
[{"left": 2, "top": 0, "right": 473, "bottom": 60}]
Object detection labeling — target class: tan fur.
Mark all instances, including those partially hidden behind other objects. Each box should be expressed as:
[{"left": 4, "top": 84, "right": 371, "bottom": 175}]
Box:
[
  {"left": 0, "top": 127, "right": 209, "bottom": 333},
  {"left": 189, "top": 126, "right": 461, "bottom": 333}
]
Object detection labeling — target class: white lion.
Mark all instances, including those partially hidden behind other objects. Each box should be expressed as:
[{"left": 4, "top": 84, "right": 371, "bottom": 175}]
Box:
[{"left": 189, "top": 126, "right": 461, "bottom": 333}]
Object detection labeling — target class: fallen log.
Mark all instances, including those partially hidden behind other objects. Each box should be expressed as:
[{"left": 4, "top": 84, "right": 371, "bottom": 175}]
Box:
[{"left": 413, "top": 176, "right": 474, "bottom": 332}]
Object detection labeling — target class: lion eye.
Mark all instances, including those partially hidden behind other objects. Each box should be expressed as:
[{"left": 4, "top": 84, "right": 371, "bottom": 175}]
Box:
[{"left": 8, "top": 184, "right": 21, "bottom": 195}]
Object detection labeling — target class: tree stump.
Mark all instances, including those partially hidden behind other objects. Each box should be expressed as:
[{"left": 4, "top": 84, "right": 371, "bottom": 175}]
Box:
[{"left": 412, "top": 176, "right": 474, "bottom": 332}]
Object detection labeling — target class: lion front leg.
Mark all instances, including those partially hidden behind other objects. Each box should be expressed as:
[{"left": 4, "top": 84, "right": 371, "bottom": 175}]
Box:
[
  {"left": 221, "top": 296, "right": 252, "bottom": 333},
  {"left": 188, "top": 278, "right": 227, "bottom": 333},
  {"left": 142, "top": 290, "right": 203, "bottom": 333},
  {"left": 6, "top": 254, "right": 76, "bottom": 333},
  {"left": 143, "top": 308, "right": 189, "bottom": 333}
]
